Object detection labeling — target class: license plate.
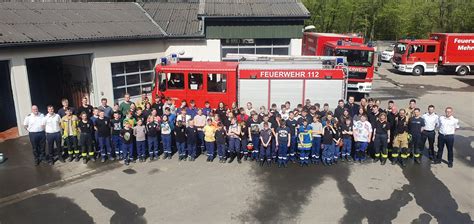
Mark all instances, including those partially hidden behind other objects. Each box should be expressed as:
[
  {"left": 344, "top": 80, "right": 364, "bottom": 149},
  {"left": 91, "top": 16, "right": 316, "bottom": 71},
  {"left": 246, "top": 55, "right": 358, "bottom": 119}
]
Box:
[{"left": 347, "top": 84, "right": 358, "bottom": 88}]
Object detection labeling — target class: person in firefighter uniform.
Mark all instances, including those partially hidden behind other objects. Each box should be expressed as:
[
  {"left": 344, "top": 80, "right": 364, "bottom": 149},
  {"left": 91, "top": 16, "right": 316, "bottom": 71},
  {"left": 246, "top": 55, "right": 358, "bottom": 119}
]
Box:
[
  {"left": 392, "top": 109, "right": 410, "bottom": 167},
  {"left": 298, "top": 119, "right": 313, "bottom": 166},
  {"left": 227, "top": 117, "right": 242, "bottom": 163},
  {"left": 372, "top": 113, "right": 391, "bottom": 165},
  {"left": 408, "top": 108, "right": 425, "bottom": 164},
  {"left": 276, "top": 120, "right": 291, "bottom": 167}
]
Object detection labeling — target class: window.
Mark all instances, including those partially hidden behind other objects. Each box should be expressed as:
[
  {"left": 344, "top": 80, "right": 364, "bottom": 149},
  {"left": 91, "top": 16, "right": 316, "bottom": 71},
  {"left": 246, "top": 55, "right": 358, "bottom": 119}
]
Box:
[
  {"left": 189, "top": 73, "right": 203, "bottom": 90},
  {"left": 207, "top": 73, "right": 227, "bottom": 93},
  {"left": 111, "top": 59, "right": 156, "bottom": 101},
  {"left": 410, "top": 45, "right": 425, "bottom": 53},
  {"left": 427, "top": 45, "right": 436, "bottom": 52},
  {"left": 167, "top": 73, "right": 185, "bottom": 90},
  {"left": 221, "top": 38, "right": 291, "bottom": 59}
]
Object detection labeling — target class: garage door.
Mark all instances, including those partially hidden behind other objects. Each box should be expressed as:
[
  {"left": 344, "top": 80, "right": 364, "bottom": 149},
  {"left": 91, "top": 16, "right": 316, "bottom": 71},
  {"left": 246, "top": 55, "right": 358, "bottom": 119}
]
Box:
[
  {"left": 270, "top": 80, "right": 303, "bottom": 107},
  {"left": 238, "top": 79, "right": 269, "bottom": 109},
  {"left": 305, "top": 80, "right": 345, "bottom": 106}
]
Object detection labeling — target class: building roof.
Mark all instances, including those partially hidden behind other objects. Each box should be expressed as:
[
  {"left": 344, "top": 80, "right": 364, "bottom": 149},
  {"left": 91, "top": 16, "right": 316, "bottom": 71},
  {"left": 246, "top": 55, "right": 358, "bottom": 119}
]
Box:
[
  {"left": 0, "top": 2, "right": 167, "bottom": 47},
  {"left": 198, "top": 0, "right": 310, "bottom": 19},
  {"left": 141, "top": 1, "right": 203, "bottom": 37}
]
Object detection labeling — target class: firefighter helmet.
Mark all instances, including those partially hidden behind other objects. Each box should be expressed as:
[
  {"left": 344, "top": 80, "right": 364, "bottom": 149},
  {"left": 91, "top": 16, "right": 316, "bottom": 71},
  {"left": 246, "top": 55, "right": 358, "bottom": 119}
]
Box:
[{"left": 247, "top": 143, "right": 254, "bottom": 151}]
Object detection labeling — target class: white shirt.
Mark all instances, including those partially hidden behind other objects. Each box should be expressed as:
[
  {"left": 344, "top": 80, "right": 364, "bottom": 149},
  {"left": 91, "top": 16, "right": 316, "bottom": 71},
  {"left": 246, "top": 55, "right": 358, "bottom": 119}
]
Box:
[
  {"left": 44, "top": 113, "right": 61, "bottom": 133},
  {"left": 438, "top": 115, "right": 459, "bottom": 135},
  {"left": 422, "top": 112, "right": 439, "bottom": 131},
  {"left": 23, "top": 113, "right": 45, "bottom": 132},
  {"left": 280, "top": 111, "right": 289, "bottom": 120},
  {"left": 176, "top": 114, "right": 191, "bottom": 125},
  {"left": 353, "top": 120, "right": 372, "bottom": 142}
]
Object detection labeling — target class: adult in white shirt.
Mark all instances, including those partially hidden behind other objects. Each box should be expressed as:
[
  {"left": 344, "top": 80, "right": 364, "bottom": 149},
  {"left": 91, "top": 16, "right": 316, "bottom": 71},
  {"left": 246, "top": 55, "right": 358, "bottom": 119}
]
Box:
[
  {"left": 435, "top": 107, "right": 459, "bottom": 168},
  {"left": 24, "top": 105, "right": 46, "bottom": 165},
  {"left": 421, "top": 105, "right": 439, "bottom": 160},
  {"left": 353, "top": 114, "right": 372, "bottom": 162},
  {"left": 44, "top": 105, "right": 63, "bottom": 164}
]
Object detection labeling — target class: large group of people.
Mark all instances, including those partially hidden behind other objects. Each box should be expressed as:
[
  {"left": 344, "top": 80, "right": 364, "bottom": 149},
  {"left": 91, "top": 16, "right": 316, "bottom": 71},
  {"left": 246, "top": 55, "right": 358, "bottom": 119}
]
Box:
[{"left": 24, "top": 93, "right": 459, "bottom": 168}]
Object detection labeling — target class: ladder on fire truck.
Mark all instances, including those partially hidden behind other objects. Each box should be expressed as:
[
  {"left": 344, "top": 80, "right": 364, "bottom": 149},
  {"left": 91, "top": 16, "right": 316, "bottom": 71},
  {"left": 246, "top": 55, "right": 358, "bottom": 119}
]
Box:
[
  {"left": 225, "top": 53, "right": 347, "bottom": 65},
  {"left": 225, "top": 53, "right": 349, "bottom": 74}
]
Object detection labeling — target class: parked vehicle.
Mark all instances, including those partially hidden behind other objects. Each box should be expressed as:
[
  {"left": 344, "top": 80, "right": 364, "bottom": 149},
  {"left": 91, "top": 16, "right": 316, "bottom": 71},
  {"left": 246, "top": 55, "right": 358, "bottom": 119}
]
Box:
[
  {"left": 392, "top": 33, "right": 474, "bottom": 76},
  {"left": 380, "top": 47, "right": 394, "bottom": 62},
  {"left": 153, "top": 55, "right": 348, "bottom": 108},
  {"left": 302, "top": 33, "right": 375, "bottom": 98}
]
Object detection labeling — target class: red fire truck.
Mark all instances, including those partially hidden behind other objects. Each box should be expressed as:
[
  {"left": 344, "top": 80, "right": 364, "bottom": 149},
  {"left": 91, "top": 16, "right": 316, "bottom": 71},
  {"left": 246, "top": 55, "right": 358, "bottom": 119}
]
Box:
[
  {"left": 152, "top": 55, "right": 348, "bottom": 108},
  {"left": 302, "top": 33, "right": 375, "bottom": 98},
  {"left": 392, "top": 33, "right": 474, "bottom": 76}
]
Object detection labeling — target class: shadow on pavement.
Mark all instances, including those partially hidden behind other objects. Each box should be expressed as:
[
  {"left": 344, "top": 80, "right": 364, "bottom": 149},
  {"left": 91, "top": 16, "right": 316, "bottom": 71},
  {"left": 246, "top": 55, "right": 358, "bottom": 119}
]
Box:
[
  {"left": 0, "top": 137, "right": 62, "bottom": 198},
  {"left": 239, "top": 160, "right": 473, "bottom": 223},
  {"left": 0, "top": 193, "right": 94, "bottom": 224},
  {"left": 91, "top": 188, "right": 146, "bottom": 224}
]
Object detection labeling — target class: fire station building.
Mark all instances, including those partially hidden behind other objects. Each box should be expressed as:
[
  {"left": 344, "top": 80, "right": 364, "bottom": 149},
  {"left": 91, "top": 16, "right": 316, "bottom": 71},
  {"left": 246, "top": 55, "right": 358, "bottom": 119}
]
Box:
[{"left": 0, "top": 0, "right": 310, "bottom": 136}]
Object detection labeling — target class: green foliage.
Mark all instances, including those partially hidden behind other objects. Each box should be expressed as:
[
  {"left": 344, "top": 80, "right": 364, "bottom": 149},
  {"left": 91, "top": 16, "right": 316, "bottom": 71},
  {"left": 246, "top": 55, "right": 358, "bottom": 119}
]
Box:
[{"left": 302, "top": 0, "right": 474, "bottom": 40}]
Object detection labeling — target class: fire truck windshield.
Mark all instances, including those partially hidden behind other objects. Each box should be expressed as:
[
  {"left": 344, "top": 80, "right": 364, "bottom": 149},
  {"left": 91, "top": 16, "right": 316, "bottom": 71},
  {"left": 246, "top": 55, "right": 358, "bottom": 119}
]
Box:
[
  {"left": 395, "top": 43, "right": 407, "bottom": 54},
  {"left": 335, "top": 49, "right": 374, "bottom": 67}
]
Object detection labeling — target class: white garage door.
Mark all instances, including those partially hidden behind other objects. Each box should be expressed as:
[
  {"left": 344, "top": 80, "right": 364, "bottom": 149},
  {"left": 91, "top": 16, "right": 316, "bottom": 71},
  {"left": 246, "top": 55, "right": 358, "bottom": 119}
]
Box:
[
  {"left": 270, "top": 80, "right": 304, "bottom": 107},
  {"left": 238, "top": 79, "right": 269, "bottom": 109},
  {"left": 305, "top": 80, "right": 345, "bottom": 106}
]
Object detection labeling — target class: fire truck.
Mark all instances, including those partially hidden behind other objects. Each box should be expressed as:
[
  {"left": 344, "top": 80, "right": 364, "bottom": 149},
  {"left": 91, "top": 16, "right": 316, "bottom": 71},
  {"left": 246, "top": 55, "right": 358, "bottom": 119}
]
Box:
[
  {"left": 152, "top": 55, "right": 348, "bottom": 108},
  {"left": 392, "top": 33, "right": 474, "bottom": 76},
  {"left": 302, "top": 33, "right": 375, "bottom": 98}
]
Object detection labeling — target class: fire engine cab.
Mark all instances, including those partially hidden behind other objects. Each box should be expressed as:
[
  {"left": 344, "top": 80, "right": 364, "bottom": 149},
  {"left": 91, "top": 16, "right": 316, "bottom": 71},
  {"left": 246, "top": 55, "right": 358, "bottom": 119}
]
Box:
[
  {"left": 153, "top": 55, "right": 348, "bottom": 109},
  {"left": 302, "top": 33, "right": 375, "bottom": 98}
]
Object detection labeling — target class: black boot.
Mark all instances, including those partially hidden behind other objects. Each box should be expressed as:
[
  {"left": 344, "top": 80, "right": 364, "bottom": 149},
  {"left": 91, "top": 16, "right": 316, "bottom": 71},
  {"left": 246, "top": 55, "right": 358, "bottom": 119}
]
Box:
[
  {"left": 381, "top": 158, "right": 386, "bottom": 165},
  {"left": 414, "top": 157, "right": 421, "bottom": 164},
  {"left": 373, "top": 157, "right": 379, "bottom": 163},
  {"left": 228, "top": 153, "right": 235, "bottom": 163},
  {"left": 391, "top": 158, "right": 398, "bottom": 165},
  {"left": 68, "top": 155, "right": 74, "bottom": 162},
  {"left": 237, "top": 153, "right": 242, "bottom": 164},
  {"left": 401, "top": 159, "right": 406, "bottom": 167}
]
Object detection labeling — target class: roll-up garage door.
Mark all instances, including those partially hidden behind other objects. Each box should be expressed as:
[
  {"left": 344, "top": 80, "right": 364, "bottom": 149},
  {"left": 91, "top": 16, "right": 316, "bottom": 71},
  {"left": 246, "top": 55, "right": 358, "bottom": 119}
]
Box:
[
  {"left": 305, "top": 80, "right": 345, "bottom": 106},
  {"left": 238, "top": 79, "right": 269, "bottom": 109},
  {"left": 270, "top": 80, "right": 303, "bottom": 107}
]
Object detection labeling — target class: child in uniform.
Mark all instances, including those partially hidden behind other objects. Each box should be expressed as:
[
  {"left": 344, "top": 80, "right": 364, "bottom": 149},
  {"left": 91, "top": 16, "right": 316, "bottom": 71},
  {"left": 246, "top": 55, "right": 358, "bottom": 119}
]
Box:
[
  {"left": 276, "top": 120, "right": 291, "bottom": 167},
  {"left": 310, "top": 115, "right": 323, "bottom": 164},
  {"left": 215, "top": 122, "right": 227, "bottom": 163},
  {"left": 259, "top": 122, "right": 273, "bottom": 167},
  {"left": 186, "top": 120, "right": 198, "bottom": 161},
  {"left": 298, "top": 119, "right": 313, "bottom": 166},
  {"left": 203, "top": 118, "right": 217, "bottom": 162},
  {"left": 120, "top": 122, "right": 134, "bottom": 165},
  {"left": 161, "top": 115, "right": 173, "bottom": 159},
  {"left": 146, "top": 115, "right": 160, "bottom": 160},
  {"left": 175, "top": 120, "right": 187, "bottom": 161},
  {"left": 133, "top": 119, "right": 147, "bottom": 162},
  {"left": 111, "top": 112, "right": 123, "bottom": 160},
  {"left": 227, "top": 117, "right": 241, "bottom": 163}
]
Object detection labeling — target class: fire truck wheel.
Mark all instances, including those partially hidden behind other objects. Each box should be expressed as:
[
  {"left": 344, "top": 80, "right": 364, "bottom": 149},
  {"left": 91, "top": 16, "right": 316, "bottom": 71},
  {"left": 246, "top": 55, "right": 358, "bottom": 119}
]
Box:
[
  {"left": 457, "top": 66, "right": 469, "bottom": 76},
  {"left": 412, "top": 66, "right": 424, "bottom": 76}
]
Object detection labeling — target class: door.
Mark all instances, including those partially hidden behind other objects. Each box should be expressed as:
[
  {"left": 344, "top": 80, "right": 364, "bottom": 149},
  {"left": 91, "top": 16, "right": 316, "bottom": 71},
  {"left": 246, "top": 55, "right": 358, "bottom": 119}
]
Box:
[
  {"left": 407, "top": 44, "right": 426, "bottom": 63},
  {"left": 0, "top": 61, "right": 17, "bottom": 132},
  {"left": 158, "top": 71, "right": 187, "bottom": 105},
  {"left": 186, "top": 72, "right": 206, "bottom": 106}
]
